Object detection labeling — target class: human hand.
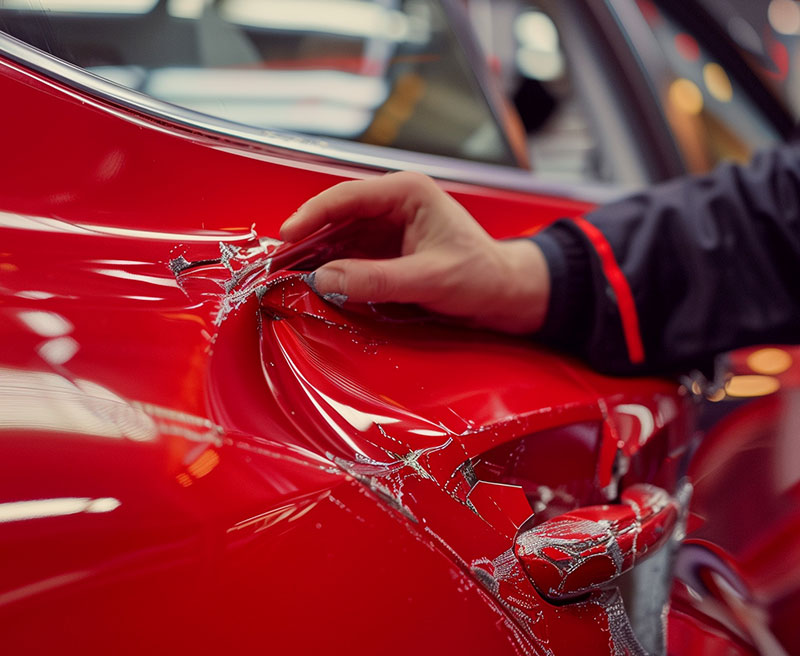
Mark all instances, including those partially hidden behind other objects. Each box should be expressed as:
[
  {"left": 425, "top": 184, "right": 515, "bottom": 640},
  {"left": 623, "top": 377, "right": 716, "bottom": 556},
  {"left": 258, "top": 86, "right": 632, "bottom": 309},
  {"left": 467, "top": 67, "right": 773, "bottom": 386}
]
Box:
[{"left": 280, "top": 171, "right": 550, "bottom": 334}]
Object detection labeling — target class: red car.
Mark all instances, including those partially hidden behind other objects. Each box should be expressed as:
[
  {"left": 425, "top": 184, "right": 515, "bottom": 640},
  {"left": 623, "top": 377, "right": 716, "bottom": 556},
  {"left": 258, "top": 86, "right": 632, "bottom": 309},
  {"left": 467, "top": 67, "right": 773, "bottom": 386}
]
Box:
[{"left": 0, "top": 1, "right": 797, "bottom": 654}]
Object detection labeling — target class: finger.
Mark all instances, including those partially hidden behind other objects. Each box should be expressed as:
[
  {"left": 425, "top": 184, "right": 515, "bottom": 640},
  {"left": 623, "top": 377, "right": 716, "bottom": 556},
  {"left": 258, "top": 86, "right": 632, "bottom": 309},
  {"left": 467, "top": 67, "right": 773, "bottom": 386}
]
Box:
[
  {"left": 280, "top": 171, "right": 437, "bottom": 242},
  {"left": 312, "top": 252, "right": 445, "bottom": 305}
]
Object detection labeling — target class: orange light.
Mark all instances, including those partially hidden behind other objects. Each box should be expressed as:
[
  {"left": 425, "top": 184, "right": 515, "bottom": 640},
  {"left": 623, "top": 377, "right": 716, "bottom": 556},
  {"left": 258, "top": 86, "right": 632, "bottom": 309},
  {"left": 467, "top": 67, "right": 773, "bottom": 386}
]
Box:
[
  {"left": 669, "top": 78, "right": 703, "bottom": 115},
  {"left": 724, "top": 375, "right": 781, "bottom": 398},
  {"left": 746, "top": 347, "right": 792, "bottom": 375},
  {"left": 188, "top": 449, "right": 220, "bottom": 479}
]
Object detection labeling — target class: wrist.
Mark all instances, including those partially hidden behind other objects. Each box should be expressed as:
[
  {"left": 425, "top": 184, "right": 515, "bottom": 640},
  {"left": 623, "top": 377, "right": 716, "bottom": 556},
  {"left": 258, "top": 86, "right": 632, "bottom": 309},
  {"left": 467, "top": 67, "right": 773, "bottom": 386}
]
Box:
[{"left": 482, "top": 239, "right": 550, "bottom": 334}]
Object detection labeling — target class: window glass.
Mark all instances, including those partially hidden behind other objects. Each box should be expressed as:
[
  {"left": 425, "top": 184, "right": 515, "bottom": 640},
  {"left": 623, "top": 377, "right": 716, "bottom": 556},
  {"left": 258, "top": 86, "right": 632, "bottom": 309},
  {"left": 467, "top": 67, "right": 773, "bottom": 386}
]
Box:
[
  {"left": 508, "top": 3, "right": 605, "bottom": 183},
  {"left": 636, "top": 0, "right": 779, "bottom": 173},
  {"left": 469, "top": 1, "right": 617, "bottom": 184},
  {"left": 0, "top": 0, "right": 517, "bottom": 166}
]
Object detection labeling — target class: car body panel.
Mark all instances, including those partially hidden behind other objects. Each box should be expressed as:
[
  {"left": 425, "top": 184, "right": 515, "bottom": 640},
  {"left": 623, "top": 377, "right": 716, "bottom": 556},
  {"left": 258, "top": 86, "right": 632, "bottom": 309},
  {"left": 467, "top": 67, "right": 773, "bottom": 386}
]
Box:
[{"left": 0, "top": 49, "right": 695, "bottom": 654}]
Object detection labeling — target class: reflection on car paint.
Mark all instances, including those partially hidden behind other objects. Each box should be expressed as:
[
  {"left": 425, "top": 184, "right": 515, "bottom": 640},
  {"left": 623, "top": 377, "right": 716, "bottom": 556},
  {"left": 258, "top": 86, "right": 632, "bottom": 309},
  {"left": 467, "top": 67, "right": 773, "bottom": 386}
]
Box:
[{"left": 0, "top": 497, "right": 121, "bottom": 524}]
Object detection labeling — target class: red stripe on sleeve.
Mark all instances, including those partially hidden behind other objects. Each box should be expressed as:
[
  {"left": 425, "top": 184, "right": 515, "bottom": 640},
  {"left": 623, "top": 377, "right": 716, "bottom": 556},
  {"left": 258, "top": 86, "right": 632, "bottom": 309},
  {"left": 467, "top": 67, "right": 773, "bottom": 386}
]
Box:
[{"left": 572, "top": 217, "right": 645, "bottom": 365}]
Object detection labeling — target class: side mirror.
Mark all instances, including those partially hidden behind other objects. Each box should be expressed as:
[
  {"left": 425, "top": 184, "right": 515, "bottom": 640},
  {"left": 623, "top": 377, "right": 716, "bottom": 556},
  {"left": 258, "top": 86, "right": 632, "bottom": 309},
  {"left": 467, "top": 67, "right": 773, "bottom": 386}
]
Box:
[{"left": 514, "top": 484, "right": 678, "bottom": 600}]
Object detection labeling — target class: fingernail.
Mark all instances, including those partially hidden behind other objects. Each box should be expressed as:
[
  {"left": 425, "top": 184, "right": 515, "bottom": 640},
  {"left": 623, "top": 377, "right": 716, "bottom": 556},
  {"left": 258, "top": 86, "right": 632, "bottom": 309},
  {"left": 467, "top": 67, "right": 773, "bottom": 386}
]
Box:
[
  {"left": 301, "top": 270, "right": 348, "bottom": 307},
  {"left": 301, "top": 271, "right": 318, "bottom": 294},
  {"left": 322, "top": 292, "right": 348, "bottom": 307},
  {"left": 313, "top": 267, "right": 338, "bottom": 294}
]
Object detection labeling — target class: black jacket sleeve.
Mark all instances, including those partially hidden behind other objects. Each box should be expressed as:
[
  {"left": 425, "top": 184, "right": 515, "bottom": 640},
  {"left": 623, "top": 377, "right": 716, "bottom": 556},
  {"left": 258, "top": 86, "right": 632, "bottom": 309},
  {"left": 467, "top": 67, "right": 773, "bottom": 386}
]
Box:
[{"left": 532, "top": 143, "right": 800, "bottom": 376}]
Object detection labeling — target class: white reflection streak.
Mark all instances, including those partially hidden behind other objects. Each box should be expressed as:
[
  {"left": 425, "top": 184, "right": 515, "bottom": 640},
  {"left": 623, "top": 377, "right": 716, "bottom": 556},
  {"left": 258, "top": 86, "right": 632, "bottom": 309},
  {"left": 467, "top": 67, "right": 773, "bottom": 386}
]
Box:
[
  {"left": 2, "top": 0, "right": 155, "bottom": 11},
  {"left": 616, "top": 404, "right": 655, "bottom": 445},
  {"left": 228, "top": 504, "right": 296, "bottom": 534},
  {"left": 16, "top": 310, "right": 79, "bottom": 368},
  {"left": 17, "top": 310, "right": 73, "bottom": 338},
  {"left": 121, "top": 295, "right": 167, "bottom": 301},
  {"left": 275, "top": 340, "right": 368, "bottom": 457},
  {"left": 0, "top": 497, "right": 120, "bottom": 523},
  {"left": 0, "top": 571, "right": 90, "bottom": 608},
  {"left": 221, "top": 0, "right": 410, "bottom": 41},
  {"left": 314, "top": 389, "right": 400, "bottom": 432},
  {"left": 37, "top": 336, "right": 80, "bottom": 366},
  {"left": 407, "top": 428, "right": 448, "bottom": 437},
  {"left": 15, "top": 291, "right": 56, "bottom": 300},
  {"left": 81, "top": 225, "right": 257, "bottom": 242},
  {"left": 93, "top": 269, "right": 178, "bottom": 288},
  {"left": 287, "top": 501, "right": 318, "bottom": 523},
  {"left": 0, "top": 367, "right": 158, "bottom": 441},
  {"left": 284, "top": 442, "right": 339, "bottom": 468},
  {"left": 0, "top": 212, "right": 95, "bottom": 235},
  {"left": 145, "top": 69, "right": 387, "bottom": 106},
  {"left": 0, "top": 211, "right": 255, "bottom": 242},
  {"left": 141, "top": 68, "right": 387, "bottom": 137},
  {"left": 166, "top": 100, "right": 372, "bottom": 137},
  {"left": 90, "top": 259, "right": 151, "bottom": 266}
]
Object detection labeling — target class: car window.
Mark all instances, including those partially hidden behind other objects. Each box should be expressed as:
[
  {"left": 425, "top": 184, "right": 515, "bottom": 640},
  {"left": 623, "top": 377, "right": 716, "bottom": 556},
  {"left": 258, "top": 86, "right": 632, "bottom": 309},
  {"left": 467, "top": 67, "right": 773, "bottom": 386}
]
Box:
[
  {"left": 511, "top": 5, "right": 605, "bottom": 184},
  {"left": 635, "top": 0, "right": 779, "bottom": 173},
  {"left": 473, "top": 1, "right": 660, "bottom": 186},
  {"left": 473, "top": 1, "right": 609, "bottom": 184},
  {"left": 0, "top": 0, "right": 518, "bottom": 167}
]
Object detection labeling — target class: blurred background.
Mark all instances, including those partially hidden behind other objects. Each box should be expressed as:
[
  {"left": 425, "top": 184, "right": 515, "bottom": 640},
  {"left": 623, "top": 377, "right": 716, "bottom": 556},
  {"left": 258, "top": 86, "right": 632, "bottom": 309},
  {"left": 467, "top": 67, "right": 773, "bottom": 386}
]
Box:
[
  {"left": 467, "top": 0, "right": 800, "bottom": 182},
  {"left": 2, "top": 0, "right": 799, "bottom": 189}
]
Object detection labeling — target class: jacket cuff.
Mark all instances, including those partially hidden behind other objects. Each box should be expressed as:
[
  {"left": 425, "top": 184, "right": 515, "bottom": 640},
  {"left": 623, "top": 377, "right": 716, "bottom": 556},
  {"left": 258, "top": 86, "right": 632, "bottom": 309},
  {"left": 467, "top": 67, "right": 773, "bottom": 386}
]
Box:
[{"left": 530, "top": 220, "right": 593, "bottom": 345}]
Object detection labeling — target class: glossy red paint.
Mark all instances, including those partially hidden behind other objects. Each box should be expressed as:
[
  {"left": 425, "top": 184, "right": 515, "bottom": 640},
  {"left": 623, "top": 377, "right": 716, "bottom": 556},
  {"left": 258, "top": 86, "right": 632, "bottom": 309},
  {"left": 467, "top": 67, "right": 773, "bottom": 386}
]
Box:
[
  {"left": 680, "top": 390, "right": 800, "bottom": 654},
  {"left": 515, "top": 484, "right": 679, "bottom": 601},
  {"left": 0, "top": 49, "right": 763, "bottom": 655}
]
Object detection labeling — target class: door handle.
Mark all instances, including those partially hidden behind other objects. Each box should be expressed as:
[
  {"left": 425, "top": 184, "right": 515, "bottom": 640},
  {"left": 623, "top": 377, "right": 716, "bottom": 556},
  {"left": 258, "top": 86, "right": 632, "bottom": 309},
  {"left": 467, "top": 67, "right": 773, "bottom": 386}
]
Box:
[{"left": 514, "top": 483, "right": 679, "bottom": 601}]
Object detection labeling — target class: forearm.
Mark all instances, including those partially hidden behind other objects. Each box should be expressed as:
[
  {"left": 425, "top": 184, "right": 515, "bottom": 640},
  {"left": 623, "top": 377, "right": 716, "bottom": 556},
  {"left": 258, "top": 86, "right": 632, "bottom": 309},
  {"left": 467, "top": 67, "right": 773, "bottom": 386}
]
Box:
[{"left": 533, "top": 143, "right": 800, "bottom": 375}]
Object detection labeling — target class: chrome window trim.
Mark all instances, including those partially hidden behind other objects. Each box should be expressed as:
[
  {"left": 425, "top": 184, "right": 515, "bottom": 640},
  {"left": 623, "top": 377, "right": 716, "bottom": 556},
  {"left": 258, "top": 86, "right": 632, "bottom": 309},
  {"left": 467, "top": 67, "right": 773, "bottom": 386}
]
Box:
[{"left": 0, "top": 30, "right": 625, "bottom": 203}]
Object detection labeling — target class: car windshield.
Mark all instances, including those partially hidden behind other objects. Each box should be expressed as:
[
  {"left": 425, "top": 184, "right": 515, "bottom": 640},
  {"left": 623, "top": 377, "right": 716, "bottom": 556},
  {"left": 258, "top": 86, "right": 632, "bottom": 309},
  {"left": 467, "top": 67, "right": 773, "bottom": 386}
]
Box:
[{"left": 0, "top": 0, "right": 518, "bottom": 167}]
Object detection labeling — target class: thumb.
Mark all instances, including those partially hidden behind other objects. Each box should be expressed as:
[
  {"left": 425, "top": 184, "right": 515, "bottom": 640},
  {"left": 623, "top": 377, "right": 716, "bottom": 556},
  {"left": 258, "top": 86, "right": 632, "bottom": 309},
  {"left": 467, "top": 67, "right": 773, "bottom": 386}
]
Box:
[{"left": 312, "top": 255, "right": 439, "bottom": 304}]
